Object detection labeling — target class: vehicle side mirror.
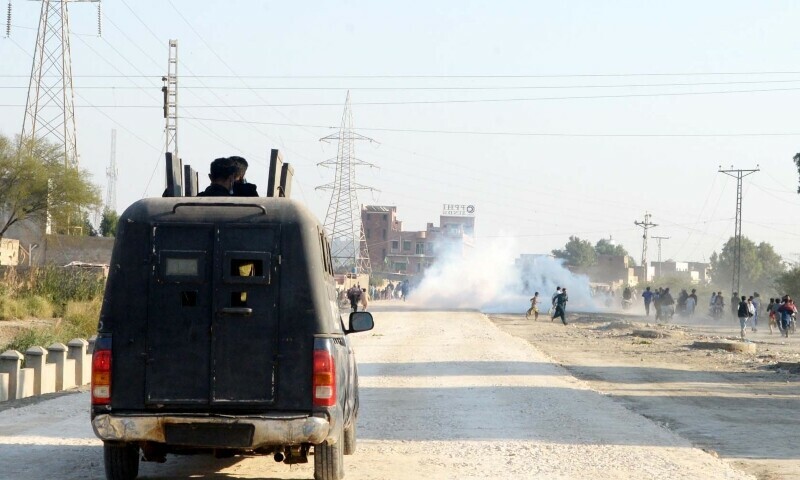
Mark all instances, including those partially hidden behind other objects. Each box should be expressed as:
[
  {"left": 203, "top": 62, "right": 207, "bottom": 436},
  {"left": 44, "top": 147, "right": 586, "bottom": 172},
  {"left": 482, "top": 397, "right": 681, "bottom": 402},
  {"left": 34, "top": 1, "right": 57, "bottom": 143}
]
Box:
[{"left": 347, "top": 311, "right": 374, "bottom": 334}]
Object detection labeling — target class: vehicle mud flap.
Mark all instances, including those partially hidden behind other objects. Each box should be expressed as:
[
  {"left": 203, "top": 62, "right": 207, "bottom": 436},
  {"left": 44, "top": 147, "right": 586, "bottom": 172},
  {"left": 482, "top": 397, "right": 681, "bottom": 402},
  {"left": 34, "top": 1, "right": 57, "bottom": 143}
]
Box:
[{"left": 344, "top": 421, "right": 356, "bottom": 455}]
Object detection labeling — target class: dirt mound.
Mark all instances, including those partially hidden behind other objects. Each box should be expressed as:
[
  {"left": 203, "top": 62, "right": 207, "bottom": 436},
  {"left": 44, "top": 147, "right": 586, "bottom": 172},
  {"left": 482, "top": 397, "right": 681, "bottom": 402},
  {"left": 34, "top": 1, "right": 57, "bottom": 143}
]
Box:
[
  {"left": 595, "top": 321, "right": 635, "bottom": 331},
  {"left": 690, "top": 340, "right": 757, "bottom": 354}
]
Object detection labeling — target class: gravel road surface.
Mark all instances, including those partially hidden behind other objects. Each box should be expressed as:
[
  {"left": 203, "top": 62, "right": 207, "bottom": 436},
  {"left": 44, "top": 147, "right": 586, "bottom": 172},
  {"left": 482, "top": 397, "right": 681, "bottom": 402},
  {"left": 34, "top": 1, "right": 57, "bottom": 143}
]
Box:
[{"left": 0, "top": 309, "right": 752, "bottom": 479}]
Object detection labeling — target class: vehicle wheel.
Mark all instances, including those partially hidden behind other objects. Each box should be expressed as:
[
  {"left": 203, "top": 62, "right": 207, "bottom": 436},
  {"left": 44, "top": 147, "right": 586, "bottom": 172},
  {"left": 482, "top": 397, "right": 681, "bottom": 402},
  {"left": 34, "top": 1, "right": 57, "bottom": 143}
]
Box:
[
  {"left": 104, "top": 442, "right": 140, "bottom": 480},
  {"left": 344, "top": 421, "right": 356, "bottom": 455},
  {"left": 314, "top": 429, "right": 344, "bottom": 480}
]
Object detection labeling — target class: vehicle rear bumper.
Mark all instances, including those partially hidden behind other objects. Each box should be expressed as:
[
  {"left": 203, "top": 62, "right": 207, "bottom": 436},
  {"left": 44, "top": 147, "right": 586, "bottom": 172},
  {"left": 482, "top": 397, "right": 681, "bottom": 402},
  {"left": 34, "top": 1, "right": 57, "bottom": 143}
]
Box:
[{"left": 92, "top": 413, "right": 330, "bottom": 447}]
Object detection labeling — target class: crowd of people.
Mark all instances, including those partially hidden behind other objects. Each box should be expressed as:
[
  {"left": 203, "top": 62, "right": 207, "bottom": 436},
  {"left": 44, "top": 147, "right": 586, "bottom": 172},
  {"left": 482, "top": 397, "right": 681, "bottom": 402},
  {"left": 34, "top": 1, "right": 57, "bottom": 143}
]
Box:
[
  {"left": 526, "top": 286, "right": 570, "bottom": 326},
  {"left": 338, "top": 280, "right": 411, "bottom": 312}
]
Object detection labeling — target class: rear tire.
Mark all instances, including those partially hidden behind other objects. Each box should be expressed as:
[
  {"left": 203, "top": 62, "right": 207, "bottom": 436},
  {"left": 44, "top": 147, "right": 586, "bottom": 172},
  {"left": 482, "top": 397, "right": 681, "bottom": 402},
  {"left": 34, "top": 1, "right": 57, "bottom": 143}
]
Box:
[
  {"left": 344, "top": 421, "right": 356, "bottom": 455},
  {"left": 314, "top": 429, "right": 344, "bottom": 480},
  {"left": 103, "top": 442, "right": 140, "bottom": 480}
]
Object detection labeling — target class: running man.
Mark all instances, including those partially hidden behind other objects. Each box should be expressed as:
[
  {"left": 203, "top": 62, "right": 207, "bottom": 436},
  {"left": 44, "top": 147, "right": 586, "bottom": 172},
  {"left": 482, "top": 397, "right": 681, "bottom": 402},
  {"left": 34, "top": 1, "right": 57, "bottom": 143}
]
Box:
[
  {"left": 552, "top": 288, "right": 569, "bottom": 325},
  {"left": 642, "top": 287, "right": 654, "bottom": 316},
  {"left": 526, "top": 292, "right": 540, "bottom": 320}
]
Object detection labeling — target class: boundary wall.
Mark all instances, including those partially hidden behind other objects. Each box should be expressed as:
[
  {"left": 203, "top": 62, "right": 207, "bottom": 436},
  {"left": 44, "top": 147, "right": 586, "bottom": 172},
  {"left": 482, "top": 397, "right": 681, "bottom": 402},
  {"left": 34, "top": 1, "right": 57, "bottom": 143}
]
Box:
[{"left": 0, "top": 337, "right": 95, "bottom": 402}]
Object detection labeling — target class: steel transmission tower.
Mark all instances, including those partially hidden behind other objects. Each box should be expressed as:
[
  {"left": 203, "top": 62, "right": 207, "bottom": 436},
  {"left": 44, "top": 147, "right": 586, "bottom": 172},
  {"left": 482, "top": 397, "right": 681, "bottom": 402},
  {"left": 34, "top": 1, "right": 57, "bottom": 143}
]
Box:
[
  {"left": 18, "top": 0, "right": 101, "bottom": 167},
  {"left": 317, "top": 92, "right": 376, "bottom": 275},
  {"left": 635, "top": 212, "right": 657, "bottom": 283},
  {"left": 105, "top": 129, "right": 117, "bottom": 212},
  {"left": 718, "top": 165, "right": 759, "bottom": 295},
  {"left": 162, "top": 39, "right": 178, "bottom": 161}
]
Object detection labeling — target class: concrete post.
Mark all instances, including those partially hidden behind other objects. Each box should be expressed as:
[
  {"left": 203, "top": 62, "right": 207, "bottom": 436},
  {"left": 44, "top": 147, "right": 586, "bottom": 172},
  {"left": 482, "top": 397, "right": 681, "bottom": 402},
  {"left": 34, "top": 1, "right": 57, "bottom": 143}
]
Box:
[
  {"left": 0, "top": 372, "right": 8, "bottom": 402},
  {"left": 88, "top": 335, "right": 97, "bottom": 353},
  {"left": 25, "top": 346, "right": 56, "bottom": 395},
  {"left": 0, "top": 350, "right": 33, "bottom": 400},
  {"left": 47, "top": 343, "right": 76, "bottom": 391},
  {"left": 67, "top": 338, "right": 90, "bottom": 385}
]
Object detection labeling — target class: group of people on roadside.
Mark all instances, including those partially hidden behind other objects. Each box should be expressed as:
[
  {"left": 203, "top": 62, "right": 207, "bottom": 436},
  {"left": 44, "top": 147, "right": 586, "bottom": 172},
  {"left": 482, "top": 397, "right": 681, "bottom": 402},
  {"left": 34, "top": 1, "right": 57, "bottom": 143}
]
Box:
[
  {"left": 739, "top": 295, "right": 797, "bottom": 338},
  {"left": 344, "top": 284, "right": 369, "bottom": 312},
  {"left": 641, "top": 286, "right": 681, "bottom": 321},
  {"left": 526, "top": 286, "right": 569, "bottom": 326}
]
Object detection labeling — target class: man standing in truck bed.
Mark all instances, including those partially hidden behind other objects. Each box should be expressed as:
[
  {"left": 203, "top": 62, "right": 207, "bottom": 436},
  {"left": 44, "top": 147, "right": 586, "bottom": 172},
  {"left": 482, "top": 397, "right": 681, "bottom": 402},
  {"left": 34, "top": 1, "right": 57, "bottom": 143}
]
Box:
[{"left": 198, "top": 157, "right": 237, "bottom": 197}]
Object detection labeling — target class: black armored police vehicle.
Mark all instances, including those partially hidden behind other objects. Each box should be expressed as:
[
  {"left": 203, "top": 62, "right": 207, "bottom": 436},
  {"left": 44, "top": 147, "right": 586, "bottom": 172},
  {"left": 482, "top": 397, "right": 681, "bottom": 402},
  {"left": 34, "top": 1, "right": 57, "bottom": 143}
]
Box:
[{"left": 90, "top": 196, "right": 373, "bottom": 480}]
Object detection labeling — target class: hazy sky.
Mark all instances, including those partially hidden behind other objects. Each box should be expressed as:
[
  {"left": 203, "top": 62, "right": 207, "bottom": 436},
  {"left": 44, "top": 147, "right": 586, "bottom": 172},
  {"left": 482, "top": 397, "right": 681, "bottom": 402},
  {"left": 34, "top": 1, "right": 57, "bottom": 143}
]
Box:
[{"left": 2, "top": 1, "right": 799, "bottom": 264}]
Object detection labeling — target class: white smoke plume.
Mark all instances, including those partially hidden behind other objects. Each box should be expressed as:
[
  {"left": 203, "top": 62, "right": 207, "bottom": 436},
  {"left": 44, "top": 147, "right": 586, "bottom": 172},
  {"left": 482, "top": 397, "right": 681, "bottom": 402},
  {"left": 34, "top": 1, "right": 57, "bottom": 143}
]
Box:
[{"left": 408, "top": 239, "right": 599, "bottom": 313}]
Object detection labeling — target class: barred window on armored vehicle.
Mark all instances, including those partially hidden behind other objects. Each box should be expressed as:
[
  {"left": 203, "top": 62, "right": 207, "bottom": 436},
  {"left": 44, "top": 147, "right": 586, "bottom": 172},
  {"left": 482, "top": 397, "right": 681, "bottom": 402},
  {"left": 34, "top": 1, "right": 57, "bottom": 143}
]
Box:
[{"left": 166, "top": 258, "right": 199, "bottom": 276}]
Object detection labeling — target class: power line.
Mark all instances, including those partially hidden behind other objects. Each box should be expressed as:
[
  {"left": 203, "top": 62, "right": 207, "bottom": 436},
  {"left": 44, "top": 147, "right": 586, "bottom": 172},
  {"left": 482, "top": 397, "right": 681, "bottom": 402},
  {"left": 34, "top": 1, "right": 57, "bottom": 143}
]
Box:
[
  {"left": 7, "top": 79, "right": 800, "bottom": 89},
  {"left": 7, "top": 71, "right": 800, "bottom": 78},
  {"left": 176, "top": 117, "right": 800, "bottom": 138}
]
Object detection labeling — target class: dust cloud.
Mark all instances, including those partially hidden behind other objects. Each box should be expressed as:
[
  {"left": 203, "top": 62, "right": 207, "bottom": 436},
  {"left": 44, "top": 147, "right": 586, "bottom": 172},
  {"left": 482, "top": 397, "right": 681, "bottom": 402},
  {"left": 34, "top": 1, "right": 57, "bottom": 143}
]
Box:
[{"left": 408, "top": 240, "right": 599, "bottom": 313}]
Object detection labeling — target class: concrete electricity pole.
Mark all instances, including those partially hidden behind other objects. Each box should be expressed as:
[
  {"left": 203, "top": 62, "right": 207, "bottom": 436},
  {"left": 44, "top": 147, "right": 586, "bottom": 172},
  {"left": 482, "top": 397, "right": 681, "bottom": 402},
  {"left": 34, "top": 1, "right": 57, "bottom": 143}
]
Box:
[
  {"left": 718, "top": 165, "right": 759, "bottom": 296},
  {"left": 652, "top": 236, "right": 670, "bottom": 280},
  {"left": 635, "top": 212, "right": 657, "bottom": 283}
]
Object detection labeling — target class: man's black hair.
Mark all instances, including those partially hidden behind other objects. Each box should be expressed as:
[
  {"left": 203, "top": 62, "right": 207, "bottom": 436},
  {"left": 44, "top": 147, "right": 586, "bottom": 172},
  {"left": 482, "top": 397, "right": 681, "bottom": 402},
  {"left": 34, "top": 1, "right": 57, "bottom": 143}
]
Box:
[
  {"left": 229, "top": 156, "right": 248, "bottom": 178},
  {"left": 209, "top": 157, "right": 237, "bottom": 181}
]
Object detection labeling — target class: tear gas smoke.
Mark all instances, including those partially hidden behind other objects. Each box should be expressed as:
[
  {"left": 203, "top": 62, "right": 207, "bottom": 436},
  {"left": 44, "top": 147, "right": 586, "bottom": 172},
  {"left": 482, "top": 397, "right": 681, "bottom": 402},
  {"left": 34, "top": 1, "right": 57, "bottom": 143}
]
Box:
[{"left": 408, "top": 239, "right": 601, "bottom": 313}]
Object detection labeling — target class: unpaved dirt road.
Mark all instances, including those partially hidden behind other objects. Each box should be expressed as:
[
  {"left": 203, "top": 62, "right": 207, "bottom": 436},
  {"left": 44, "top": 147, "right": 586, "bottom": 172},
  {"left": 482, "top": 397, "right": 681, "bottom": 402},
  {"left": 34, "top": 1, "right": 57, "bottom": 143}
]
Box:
[
  {"left": 0, "top": 309, "right": 752, "bottom": 479},
  {"left": 491, "top": 311, "right": 800, "bottom": 480}
]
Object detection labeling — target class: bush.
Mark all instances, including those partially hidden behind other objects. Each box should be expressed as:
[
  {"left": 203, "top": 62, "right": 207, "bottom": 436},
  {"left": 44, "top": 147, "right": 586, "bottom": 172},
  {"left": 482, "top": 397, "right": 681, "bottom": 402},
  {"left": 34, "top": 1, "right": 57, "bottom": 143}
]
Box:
[
  {"left": 22, "top": 295, "right": 54, "bottom": 319},
  {"left": 1, "top": 326, "right": 63, "bottom": 353},
  {"left": 25, "top": 266, "right": 105, "bottom": 315},
  {"left": 63, "top": 299, "right": 101, "bottom": 339}
]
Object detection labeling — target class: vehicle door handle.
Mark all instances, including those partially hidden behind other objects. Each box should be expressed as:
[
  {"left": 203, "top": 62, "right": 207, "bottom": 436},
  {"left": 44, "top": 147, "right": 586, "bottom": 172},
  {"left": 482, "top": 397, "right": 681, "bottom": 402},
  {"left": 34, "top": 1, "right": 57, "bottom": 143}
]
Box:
[{"left": 219, "top": 307, "right": 253, "bottom": 316}]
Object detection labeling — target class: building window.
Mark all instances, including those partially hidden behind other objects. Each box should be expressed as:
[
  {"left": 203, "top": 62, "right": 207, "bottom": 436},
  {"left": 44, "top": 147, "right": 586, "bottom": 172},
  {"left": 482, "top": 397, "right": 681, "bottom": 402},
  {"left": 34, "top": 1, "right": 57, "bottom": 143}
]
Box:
[
  {"left": 383, "top": 229, "right": 387, "bottom": 240},
  {"left": 416, "top": 263, "right": 421, "bottom": 272},
  {"left": 391, "top": 241, "right": 399, "bottom": 250},
  {"left": 416, "top": 242, "right": 424, "bottom": 254},
  {"left": 403, "top": 241, "right": 411, "bottom": 251},
  {"left": 382, "top": 248, "right": 386, "bottom": 257},
  {"left": 383, "top": 214, "right": 388, "bottom": 221},
  {"left": 394, "top": 262, "right": 407, "bottom": 272}
]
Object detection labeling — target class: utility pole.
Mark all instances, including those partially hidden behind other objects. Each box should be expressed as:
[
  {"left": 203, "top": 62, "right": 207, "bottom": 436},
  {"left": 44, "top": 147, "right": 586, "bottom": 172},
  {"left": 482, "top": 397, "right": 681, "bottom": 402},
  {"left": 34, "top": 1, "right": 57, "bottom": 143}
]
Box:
[
  {"left": 718, "top": 165, "right": 759, "bottom": 296},
  {"left": 17, "top": 0, "right": 101, "bottom": 167},
  {"left": 105, "top": 129, "right": 117, "bottom": 212},
  {"left": 162, "top": 39, "right": 178, "bottom": 164},
  {"left": 317, "top": 91, "right": 377, "bottom": 275},
  {"left": 652, "top": 236, "right": 670, "bottom": 280},
  {"left": 635, "top": 212, "right": 657, "bottom": 283}
]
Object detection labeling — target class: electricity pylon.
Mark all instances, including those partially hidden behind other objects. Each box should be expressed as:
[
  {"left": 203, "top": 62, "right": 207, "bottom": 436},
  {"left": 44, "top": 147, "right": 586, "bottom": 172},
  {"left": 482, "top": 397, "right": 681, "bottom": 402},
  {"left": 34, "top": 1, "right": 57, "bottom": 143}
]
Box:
[
  {"left": 718, "top": 165, "right": 759, "bottom": 296},
  {"left": 17, "top": 0, "right": 101, "bottom": 167},
  {"left": 317, "top": 92, "right": 377, "bottom": 275}
]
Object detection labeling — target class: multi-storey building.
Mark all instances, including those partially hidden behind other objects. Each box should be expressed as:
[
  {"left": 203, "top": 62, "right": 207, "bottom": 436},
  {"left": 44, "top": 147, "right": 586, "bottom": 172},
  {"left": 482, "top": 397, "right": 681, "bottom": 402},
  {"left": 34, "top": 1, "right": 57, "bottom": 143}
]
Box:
[{"left": 361, "top": 204, "right": 475, "bottom": 277}]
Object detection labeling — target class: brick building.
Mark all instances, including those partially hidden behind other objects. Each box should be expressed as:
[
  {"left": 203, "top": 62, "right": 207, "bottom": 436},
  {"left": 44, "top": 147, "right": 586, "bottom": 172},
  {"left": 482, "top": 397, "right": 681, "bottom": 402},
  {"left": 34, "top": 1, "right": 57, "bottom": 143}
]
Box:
[{"left": 361, "top": 204, "right": 475, "bottom": 277}]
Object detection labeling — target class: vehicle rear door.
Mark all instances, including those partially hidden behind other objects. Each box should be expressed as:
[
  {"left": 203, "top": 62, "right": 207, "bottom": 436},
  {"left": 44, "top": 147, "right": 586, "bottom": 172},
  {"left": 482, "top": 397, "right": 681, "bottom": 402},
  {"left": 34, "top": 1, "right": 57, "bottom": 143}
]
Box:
[
  {"left": 145, "top": 224, "right": 214, "bottom": 405},
  {"left": 211, "top": 225, "right": 280, "bottom": 404}
]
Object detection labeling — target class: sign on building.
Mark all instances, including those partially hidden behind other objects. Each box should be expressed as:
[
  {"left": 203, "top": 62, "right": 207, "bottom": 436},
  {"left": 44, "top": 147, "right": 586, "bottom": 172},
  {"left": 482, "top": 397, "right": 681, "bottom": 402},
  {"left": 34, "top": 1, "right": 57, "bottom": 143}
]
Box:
[{"left": 442, "top": 204, "right": 476, "bottom": 217}]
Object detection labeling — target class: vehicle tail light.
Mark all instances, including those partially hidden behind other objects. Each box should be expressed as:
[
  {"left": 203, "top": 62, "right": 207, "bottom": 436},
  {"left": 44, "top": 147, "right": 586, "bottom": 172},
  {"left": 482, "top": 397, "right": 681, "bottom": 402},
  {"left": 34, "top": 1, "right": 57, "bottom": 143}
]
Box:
[
  {"left": 91, "top": 349, "right": 112, "bottom": 405},
  {"left": 312, "top": 350, "right": 336, "bottom": 407}
]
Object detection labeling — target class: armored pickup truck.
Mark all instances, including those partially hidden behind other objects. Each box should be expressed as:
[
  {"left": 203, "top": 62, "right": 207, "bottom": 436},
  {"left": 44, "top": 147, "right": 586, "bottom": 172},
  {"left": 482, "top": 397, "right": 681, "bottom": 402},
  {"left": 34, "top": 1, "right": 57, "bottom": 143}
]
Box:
[{"left": 90, "top": 197, "right": 373, "bottom": 480}]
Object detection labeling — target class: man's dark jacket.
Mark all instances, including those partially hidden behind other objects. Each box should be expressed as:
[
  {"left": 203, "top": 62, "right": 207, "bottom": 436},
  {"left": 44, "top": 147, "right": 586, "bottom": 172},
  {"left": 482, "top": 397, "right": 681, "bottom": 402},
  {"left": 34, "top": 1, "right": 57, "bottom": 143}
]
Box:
[
  {"left": 198, "top": 184, "right": 231, "bottom": 197},
  {"left": 233, "top": 182, "right": 259, "bottom": 197}
]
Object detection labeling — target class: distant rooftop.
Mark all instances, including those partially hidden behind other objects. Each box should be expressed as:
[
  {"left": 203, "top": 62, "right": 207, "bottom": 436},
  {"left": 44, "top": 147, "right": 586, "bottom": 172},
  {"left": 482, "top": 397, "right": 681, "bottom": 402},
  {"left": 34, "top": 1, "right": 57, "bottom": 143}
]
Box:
[{"left": 364, "top": 205, "right": 396, "bottom": 212}]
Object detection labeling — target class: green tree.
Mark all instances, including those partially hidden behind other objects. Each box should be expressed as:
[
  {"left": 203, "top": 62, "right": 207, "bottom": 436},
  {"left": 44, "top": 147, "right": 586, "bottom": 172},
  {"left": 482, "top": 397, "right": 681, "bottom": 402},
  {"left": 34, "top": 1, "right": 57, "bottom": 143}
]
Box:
[
  {"left": 99, "top": 209, "right": 119, "bottom": 237},
  {"left": 794, "top": 152, "right": 800, "bottom": 194},
  {"left": 709, "top": 236, "right": 785, "bottom": 293},
  {"left": 80, "top": 212, "right": 98, "bottom": 237},
  {"left": 775, "top": 266, "right": 800, "bottom": 296},
  {"left": 595, "top": 238, "right": 629, "bottom": 256},
  {"left": 0, "top": 134, "right": 101, "bottom": 239},
  {"left": 552, "top": 236, "right": 597, "bottom": 268}
]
